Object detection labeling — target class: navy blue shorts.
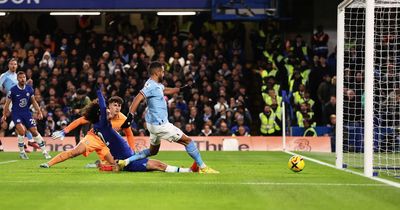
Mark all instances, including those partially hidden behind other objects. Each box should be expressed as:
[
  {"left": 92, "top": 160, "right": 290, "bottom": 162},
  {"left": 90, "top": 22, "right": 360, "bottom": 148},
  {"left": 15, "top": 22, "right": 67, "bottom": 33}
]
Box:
[
  {"left": 123, "top": 158, "right": 149, "bottom": 172},
  {"left": 12, "top": 112, "right": 36, "bottom": 129}
]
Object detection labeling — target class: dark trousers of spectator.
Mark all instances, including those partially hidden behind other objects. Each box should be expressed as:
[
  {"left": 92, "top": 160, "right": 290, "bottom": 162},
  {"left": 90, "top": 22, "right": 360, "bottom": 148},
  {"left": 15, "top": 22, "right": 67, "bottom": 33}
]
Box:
[
  {"left": 74, "top": 124, "right": 90, "bottom": 145},
  {"left": 330, "top": 136, "right": 336, "bottom": 152}
]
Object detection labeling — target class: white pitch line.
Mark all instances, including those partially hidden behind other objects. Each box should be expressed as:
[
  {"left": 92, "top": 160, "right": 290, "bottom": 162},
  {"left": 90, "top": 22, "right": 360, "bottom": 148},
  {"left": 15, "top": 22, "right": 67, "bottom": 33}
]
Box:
[
  {"left": 0, "top": 180, "right": 388, "bottom": 187},
  {"left": 285, "top": 151, "right": 400, "bottom": 188},
  {"left": 0, "top": 160, "right": 18, "bottom": 165}
]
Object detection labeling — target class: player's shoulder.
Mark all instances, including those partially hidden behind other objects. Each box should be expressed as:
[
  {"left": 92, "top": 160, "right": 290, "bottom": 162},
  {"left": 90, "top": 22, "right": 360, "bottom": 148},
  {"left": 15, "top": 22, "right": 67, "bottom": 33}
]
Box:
[
  {"left": 10, "top": 85, "right": 18, "bottom": 92},
  {"left": 26, "top": 84, "right": 34, "bottom": 90},
  {"left": 118, "top": 112, "right": 127, "bottom": 120}
]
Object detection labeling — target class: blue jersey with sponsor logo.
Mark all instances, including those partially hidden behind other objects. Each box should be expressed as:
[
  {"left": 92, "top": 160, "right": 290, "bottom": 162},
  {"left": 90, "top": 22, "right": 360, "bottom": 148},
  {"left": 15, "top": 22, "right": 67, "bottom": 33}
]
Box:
[{"left": 8, "top": 85, "right": 34, "bottom": 113}]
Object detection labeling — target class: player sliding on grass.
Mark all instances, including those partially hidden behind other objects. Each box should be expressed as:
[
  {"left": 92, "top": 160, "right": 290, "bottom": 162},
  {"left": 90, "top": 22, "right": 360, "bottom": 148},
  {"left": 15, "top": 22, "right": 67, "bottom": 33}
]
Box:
[
  {"left": 51, "top": 95, "right": 136, "bottom": 150},
  {"left": 47, "top": 95, "right": 135, "bottom": 168},
  {"left": 41, "top": 88, "right": 191, "bottom": 173},
  {"left": 119, "top": 61, "right": 219, "bottom": 173},
  {"left": 2, "top": 71, "right": 51, "bottom": 160}
]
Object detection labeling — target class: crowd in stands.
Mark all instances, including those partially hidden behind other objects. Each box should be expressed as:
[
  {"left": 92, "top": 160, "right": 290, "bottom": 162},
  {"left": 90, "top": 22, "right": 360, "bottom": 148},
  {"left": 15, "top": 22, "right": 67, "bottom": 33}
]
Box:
[
  {"left": 0, "top": 15, "right": 337, "bottom": 140},
  {"left": 254, "top": 23, "right": 337, "bottom": 136}
]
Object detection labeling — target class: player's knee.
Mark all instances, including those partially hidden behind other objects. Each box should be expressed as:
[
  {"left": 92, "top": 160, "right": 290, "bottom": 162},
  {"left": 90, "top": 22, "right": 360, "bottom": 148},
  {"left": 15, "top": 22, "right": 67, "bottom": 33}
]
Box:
[{"left": 69, "top": 149, "right": 82, "bottom": 158}]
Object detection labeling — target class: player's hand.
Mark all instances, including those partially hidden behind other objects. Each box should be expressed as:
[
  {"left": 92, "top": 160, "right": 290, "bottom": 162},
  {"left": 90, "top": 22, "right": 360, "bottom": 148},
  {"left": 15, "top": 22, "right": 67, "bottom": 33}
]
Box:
[
  {"left": 121, "top": 113, "right": 134, "bottom": 129},
  {"left": 52, "top": 130, "right": 65, "bottom": 141},
  {"left": 27, "top": 79, "right": 33, "bottom": 86},
  {"left": 1, "top": 115, "right": 6, "bottom": 123},
  {"left": 180, "top": 84, "right": 192, "bottom": 91},
  {"left": 95, "top": 83, "right": 104, "bottom": 91}
]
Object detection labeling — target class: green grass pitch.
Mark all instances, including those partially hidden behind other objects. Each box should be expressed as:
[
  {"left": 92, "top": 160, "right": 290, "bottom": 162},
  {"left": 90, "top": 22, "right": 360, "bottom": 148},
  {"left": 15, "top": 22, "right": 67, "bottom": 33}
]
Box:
[{"left": 0, "top": 151, "right": 399, "bottom": 210}]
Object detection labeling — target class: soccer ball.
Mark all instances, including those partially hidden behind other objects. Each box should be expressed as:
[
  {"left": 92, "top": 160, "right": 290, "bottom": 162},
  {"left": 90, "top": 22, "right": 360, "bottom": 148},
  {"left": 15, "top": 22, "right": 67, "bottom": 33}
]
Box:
[{"left": 288, "top": 155, "right": 305, "bottom": 172}]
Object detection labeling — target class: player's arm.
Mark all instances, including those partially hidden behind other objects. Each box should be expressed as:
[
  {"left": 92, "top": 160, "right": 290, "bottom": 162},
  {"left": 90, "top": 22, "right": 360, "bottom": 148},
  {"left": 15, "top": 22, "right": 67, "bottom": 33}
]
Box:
[
  {"left": 1, "top": 98, "right": 11, "bottom": 122},
  {"left": 0, "top": 77, "right": 5, "bottom": 93},
  {"left": 129, "top": 92, "right": 145, "bottom": 114},
  {"left": 123, "top": 127, "right": 136, "bottom": 150},
  {"left": 164, "top": 84, "right": 191, "bottom": 96},
  {"left": 64, "top": 117, "right": 90, "bottom": 134},
  {"left": 31, "top": 95, "right": 43, "bottom": 120},
  {"left": 163, "top": 87, "right": 180, "bottom": 95},
  {"left": 96, "top": 88, "right": 107, "bottom": 127}
]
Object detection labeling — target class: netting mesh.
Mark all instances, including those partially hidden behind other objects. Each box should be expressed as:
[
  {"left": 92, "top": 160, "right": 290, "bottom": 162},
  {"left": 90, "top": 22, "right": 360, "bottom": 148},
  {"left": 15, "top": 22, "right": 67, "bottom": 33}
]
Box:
[
  {"left": 342, "top": 0, "right": 400, "bottom": 176},
  {"left": 343, "top": 0, "right": 365, "bottom": 169},
  {"left": 373, "top": 2, "right": 400, "bottom": 176}
]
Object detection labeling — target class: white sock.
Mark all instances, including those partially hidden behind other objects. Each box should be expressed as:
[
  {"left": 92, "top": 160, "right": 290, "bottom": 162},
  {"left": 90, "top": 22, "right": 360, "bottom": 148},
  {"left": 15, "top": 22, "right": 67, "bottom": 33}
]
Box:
[
  {"left": 179, "top": 168, "right": 192, "bottom": 173},
  {"left": 17, "top": 135, "right": 25, "bottom": 152},
  {"left": 200, "top": 163, "right": 207, "bottom": 169},
  {"left": 124, "top": 158, "right": 130, "bottom": 165},
  {"left": 33, "top": 134, "right": 47, "bottom": 153},
  {"left": 165, "top": 165, "right": 179, "bottom": 172},
  {"left": 165, "top": 165, "right": 192, "bottom": 173}
]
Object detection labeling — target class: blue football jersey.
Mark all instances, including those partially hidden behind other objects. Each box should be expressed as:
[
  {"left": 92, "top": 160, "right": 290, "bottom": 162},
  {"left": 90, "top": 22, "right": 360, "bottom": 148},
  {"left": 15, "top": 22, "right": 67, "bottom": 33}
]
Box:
[{"left": 8, "top": 85, "right": 34, "bottom": 113}]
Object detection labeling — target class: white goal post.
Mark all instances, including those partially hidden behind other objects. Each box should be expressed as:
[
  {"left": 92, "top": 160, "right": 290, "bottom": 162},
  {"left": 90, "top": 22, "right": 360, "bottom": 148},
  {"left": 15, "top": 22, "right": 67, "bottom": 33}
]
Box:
[{"left": 337, "top": 0, "right": 400, "bottom": 177}]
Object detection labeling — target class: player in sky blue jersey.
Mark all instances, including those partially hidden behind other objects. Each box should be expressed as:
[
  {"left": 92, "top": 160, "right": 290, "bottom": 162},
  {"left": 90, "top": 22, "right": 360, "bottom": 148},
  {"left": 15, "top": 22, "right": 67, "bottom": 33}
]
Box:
[
  {"left": 46, "top": 87, "right": 191, "bottom": 173},
  {"left": 2, "top": 71, "right": 51, "bottom": 160},
  {"left": 119, "top": 61, "right": 219, "bottom": 173},
  {"left": 0, "top": 58, "right": 39, "bottom": 154}
]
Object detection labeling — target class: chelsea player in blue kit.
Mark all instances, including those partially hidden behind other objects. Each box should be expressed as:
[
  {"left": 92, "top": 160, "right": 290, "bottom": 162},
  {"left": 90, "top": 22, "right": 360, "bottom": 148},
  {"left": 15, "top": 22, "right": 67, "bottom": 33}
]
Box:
[
  {"left": 68, "top": 87, "right": 192, "bottom": 173},
  {"left": 0, "top": 58, "right": 39, "bottom": 154},
  {"left": 119, "top": 61, "right": 219, "bottom": 173},
  {"left": 2, "top": 71, "right": 51, "bottom": 160}
]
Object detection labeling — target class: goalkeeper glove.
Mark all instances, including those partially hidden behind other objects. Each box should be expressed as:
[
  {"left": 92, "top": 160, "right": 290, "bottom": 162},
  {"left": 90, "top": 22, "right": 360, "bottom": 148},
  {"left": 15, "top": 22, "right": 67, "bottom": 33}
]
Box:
[
  {"left": 52, "top": 130, "right": 65, "bottom": 141},
  {"left": 121, "top": 113, "right": 134, "bottom": 129}
]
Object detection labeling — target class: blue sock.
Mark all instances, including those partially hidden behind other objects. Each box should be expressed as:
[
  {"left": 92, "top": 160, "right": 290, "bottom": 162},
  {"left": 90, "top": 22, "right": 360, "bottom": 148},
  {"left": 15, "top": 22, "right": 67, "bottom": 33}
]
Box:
[
  {"left": 185, "top": 141, "right": 205, "bottom": 168},
  {"left": 127, "top": 149, "right": 150, "bottom": 163},
  {"left": 26, "top": 131, "right": 33, "bottom": 140}
]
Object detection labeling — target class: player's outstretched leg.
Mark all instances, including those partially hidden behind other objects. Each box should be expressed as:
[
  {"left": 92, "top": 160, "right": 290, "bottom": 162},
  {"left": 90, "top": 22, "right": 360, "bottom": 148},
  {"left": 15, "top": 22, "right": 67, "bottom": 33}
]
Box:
[
  {"left": 119, "top": 145, "right": 159, "bottom": 168},
  {"left": 26, "top": 131, "right": 40, "bottom": 150},
  {"left": 40, "top": 143, "right": 85, "bottom": 168},
  {"left": 179, "top": 135, "right": 219, "bottom": 174},
  {"left": 147, "top": 159, "right": 192, "bottom": 173},
  {"left": 29, "top": 127, "right": 51, "bottom": 159}
]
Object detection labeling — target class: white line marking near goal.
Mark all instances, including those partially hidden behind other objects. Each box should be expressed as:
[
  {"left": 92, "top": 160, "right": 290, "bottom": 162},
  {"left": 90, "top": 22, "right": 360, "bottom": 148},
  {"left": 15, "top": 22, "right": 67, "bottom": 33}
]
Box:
[
  {"left": 0, "top": 180, "right": 388, "bottom": 187},
  {"left": 0, "top": 160, "right": 18, "bottom": 165},
  {"left": 285, "top": 151, "right": 400, "bottom": 188}
]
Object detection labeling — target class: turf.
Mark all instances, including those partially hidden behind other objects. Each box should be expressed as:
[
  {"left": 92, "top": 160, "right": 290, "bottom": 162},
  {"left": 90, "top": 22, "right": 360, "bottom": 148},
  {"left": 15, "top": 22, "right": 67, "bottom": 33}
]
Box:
[{"left": 0, "top": 151, "right": 399, "bottom": 210}]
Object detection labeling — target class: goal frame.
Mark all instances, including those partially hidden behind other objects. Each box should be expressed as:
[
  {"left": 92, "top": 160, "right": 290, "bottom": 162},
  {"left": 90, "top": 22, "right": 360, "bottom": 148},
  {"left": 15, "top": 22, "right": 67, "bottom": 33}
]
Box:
[{"left": 336, "top": 0, "right": 374, "bottom": 177}]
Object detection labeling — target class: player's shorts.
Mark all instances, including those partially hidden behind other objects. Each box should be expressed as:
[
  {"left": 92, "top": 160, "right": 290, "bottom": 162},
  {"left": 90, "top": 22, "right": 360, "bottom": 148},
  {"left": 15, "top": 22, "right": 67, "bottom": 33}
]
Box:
[
  {"left": 11, "top": 112, "right": 36, "bottom": 129},
  {"left": 80, "top": 131, "right": 110, "bottom": 161},
  {"left": 146, "top": 122, "right": 184, "bottom": 145},
  {"left": 123, "top": 158, "right": 149, "bottom": 172}
]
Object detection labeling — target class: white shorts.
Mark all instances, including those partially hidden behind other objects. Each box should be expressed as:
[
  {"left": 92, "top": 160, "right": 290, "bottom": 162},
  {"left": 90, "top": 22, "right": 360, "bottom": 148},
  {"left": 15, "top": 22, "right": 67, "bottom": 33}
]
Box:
[{"left": 146, "top": 122, "right": 184, "bottom": 145}]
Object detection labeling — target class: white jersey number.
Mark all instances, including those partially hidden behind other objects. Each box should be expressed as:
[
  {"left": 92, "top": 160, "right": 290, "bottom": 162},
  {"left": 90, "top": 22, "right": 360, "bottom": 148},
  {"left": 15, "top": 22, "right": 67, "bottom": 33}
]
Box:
[{"left": 19, "top": 98, "right": 27, "bottom": 108}]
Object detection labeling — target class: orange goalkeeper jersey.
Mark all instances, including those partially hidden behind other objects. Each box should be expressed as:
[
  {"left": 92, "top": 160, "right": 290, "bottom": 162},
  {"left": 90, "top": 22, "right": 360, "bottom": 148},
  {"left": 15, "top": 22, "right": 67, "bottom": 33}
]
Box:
[{"left": 64, "top": 113, "right": 135, "bottom": 150}]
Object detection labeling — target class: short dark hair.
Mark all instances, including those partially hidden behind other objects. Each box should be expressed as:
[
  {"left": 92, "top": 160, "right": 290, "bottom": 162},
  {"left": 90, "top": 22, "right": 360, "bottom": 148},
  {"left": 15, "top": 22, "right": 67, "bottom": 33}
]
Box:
[
  {"left": 17, "top": 71, "right": 26, "bottom": 76},
  {"left": 8, "top": 58, "right": 18, "bottom": 64},
  {"left": 148, "top": 61, "right": 163, "bottom": 75},
  {"left": 76, "top": 88, "right": 86, "bottom": 95},
  {"left": 108, "top": 96, "right": 124, "bottom": 105}
]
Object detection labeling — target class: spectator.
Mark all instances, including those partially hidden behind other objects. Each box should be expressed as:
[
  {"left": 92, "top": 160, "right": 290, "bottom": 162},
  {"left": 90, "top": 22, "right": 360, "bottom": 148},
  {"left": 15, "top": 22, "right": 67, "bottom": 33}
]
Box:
[
  {"left": 68, "top": 88, "right": 91, "bottom": 144},
  {"left": 303, "top": 119, "right": 317, "bottom": 137},
  {"left": 200, "top": 124, "right": 213, "bottom": 137},
  {"left": 214, "top": 121, "right": 232, "bottom": 136},
  {"left": 259, "top": 105, "right": 276, "bottom": 136}
]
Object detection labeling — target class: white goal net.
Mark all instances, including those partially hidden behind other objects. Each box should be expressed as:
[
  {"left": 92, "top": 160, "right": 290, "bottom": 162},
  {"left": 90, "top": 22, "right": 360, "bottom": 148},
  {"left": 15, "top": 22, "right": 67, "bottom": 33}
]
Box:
[{"left": 338, "top": 0, "right": 400, "bottom": 177}]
